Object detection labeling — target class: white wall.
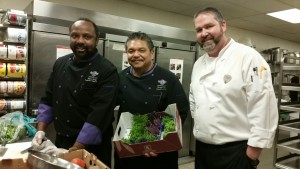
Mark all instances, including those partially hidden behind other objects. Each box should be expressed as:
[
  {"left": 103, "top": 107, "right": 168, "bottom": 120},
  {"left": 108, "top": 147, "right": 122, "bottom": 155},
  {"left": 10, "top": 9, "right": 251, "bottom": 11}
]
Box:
[{"left": 1, "top": 0, "right": 300, "bottom": 52}]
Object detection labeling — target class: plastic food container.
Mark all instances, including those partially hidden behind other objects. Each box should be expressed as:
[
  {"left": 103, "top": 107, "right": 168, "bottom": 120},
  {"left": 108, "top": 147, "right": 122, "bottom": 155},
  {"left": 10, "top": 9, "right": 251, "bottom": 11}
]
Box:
[
  {"left": 6, "top": 63, "right": 26, "bottom": 78},
  {"left": 0, "top": 63, "right": 6, "bottom": 78},
  {"left": 6, "top": 27, "right": 27, "bottom": 44},
  {"left": 8, "top": 45, "right": 26, "bottom": 60}
]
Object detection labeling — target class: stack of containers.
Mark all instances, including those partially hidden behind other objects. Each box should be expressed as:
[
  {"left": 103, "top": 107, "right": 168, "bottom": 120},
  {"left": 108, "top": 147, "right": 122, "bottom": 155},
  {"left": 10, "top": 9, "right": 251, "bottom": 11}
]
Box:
[{"left": 0, "top": 9, "right": 27, "bottom": 114}]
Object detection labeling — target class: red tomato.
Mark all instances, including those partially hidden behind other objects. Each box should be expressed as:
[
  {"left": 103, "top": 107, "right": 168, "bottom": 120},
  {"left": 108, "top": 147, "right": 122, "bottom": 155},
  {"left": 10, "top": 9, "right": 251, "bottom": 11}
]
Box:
[{"left": 70, "top": 158, "right": 85, "bottom": 168}]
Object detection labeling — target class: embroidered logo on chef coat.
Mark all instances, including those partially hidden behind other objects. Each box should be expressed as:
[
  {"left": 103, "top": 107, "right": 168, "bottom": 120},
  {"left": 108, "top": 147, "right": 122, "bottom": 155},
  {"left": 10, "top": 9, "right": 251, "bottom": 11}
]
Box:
[
  {"left": 156, "top": 79, "right": 167, "bottom": 90},
  {"left": 85, "top": 71, "right": 99, "bottom": 83}
]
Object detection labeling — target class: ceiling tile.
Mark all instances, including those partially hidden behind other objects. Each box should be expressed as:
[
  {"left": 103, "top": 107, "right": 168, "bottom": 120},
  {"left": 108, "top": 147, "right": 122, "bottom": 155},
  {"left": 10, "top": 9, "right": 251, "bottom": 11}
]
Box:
[
  {"left": 170, "top": 0, "right": 223, "bottom": 6},
  {"left": 225, "top": 0, "right": 292, "bottom": 13},
  {"left": 123, "top": 0, "right": 191, "bottom": 13},
  {"left": 119, "top": 0, "right": 300, "bottom": 44},
  {"left": 240, "top": 14, "right": 300, "bottom": 34},
  {"left": 203, "top": 1, "right": 259, "bottom": 19},
  {"left": 279, "top": 0, "right": 300, "bottom": 8}
]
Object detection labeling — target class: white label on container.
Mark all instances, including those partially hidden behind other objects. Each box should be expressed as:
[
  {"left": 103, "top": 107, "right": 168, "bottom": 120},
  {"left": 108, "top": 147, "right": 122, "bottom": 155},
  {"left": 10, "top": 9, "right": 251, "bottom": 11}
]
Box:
[
  {"left": 7, "top": 81, "right": 14, "bottom": 93},
  {"left": 10, "top": 100, "right": 24, "bottom": 109},
  {"left": 16, "top": 46, "right": 26, "bottom": 59},
  {"left": 7, "top": 28, "right": 27, "bottom": 43},
  {"left": 0, "top": 81, "right": 7, "bottom": 93},
  {"left": 7, "top": 45, "right": 17, "bottom": 59}
]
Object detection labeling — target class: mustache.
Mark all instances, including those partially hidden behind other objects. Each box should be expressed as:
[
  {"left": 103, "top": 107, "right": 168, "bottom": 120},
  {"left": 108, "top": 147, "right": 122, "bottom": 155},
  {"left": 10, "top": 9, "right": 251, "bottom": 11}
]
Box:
[
  {"left": 199, "top": 35, "right": 213, "bottom": 49},
  {"left": 201, "top": 35, "right": 213, "bottom": 43},
  {"left": 74, "top": 44, "right": 86, "bottom": 48}
]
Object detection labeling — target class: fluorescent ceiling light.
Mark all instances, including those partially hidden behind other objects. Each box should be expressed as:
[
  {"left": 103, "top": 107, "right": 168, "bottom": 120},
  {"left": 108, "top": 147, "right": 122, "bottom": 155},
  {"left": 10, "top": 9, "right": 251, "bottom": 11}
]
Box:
[{"left": 267, "top": 8, "right": 300, "bottom": 24}]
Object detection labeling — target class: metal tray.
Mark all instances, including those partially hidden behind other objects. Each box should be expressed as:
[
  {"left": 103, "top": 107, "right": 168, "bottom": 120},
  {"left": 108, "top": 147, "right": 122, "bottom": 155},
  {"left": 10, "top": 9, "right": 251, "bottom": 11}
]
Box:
[
  {"left": 277, "top": 139, "right": 300, "bottom": 154},
  {"left": 276, "top": 155, "right": 300, "bottom": 169},
  {"left": 27, "top": 150, "right": 83, "bottom": 169},
  {"left": 279, "top": 122, "right": 300, "bottom": 133}
]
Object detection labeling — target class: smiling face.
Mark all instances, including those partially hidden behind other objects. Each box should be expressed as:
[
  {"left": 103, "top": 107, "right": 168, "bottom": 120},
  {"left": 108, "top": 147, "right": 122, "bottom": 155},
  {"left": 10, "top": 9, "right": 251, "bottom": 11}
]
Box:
[
  {"left": 69, "top": 20, "right": 99, "bottom": 60},
  {"left": 126, "top": 39, "right": 154, "bottom": 76},
  {"left": 194, "top": 12, "right": 227, "bottom": 57}
]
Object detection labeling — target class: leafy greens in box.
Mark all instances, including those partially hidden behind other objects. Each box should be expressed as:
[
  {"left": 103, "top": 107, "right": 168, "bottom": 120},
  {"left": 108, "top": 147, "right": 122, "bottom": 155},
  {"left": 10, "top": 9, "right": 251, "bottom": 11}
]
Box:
[{"left": 122, "top": 112, "right": 175, "bottom": 144}]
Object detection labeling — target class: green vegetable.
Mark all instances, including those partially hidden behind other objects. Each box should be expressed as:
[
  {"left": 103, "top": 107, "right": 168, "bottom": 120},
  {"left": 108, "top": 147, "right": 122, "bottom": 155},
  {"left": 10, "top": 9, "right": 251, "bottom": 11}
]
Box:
[
  {"left": 122, "top": 112, "right": 175, "bottom": 144},
  {"left": 162, "top": 115, "right": 175, "bottom": 138},
  {"left": 0, "top": 112, "right": 27, "bottom": 144}
]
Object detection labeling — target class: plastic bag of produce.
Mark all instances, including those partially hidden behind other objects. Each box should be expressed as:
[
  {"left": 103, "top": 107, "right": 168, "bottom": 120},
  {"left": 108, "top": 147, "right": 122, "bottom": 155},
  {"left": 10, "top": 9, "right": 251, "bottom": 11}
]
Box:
[{"left": 0, "top": 111, "right": 27, "bottom": 143}]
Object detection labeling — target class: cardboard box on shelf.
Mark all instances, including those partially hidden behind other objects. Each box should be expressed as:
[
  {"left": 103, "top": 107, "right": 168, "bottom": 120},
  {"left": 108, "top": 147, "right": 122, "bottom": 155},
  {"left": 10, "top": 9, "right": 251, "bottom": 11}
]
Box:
[
  {"left": 113, "top": 103, "right": 182, "bottom": 158},
  {"left": 58, "top": 149, "right": 109, "bottom": 169}
]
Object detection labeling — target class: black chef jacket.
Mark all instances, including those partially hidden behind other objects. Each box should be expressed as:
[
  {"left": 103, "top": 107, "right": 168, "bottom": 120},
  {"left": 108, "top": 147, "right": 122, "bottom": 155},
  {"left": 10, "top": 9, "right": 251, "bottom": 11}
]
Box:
[{"left": 40, "top": 52, "right": 119, "bottom": 140}]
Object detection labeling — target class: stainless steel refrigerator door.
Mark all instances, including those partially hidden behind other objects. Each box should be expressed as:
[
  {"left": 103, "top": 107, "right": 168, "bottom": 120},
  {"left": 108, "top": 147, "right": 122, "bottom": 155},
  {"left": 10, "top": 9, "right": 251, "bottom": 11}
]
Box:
[
  {"left": 156, "top": 47, "right": 196, "bottom": 157},
  {"left": 104, "top": 40, "right": 125, "bottom": 73}
]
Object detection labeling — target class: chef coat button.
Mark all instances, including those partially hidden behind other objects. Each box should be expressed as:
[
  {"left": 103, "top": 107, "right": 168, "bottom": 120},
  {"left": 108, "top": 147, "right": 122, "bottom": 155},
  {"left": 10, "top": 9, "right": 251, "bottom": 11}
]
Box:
[
  {"left": 81, "top": 75, "right": 83, "bottom": 78},
  {"left": 69, "top": 104, "right": 72, "bottom": 107},
  {"left": 66, "top": 134, "right": 69, "bottom": 137},
  {"left": 67, "top": 120, "right": 70, "bottom": 123},
  {"left": 55, "top": 117, "right": 58, "bottom": 120},
  {"left": 58, "top": 85, "right": 61, "bottom": 88},
  {"left": 151, "top": 74, "right": 154, "bottom": 76},
  {"left": 123, "top": 85, "right": 127, "bottom": 89},
  {"left": 89, "top": 63, "right": 92, "bottom": 66},
  {"left": 145, "top": 102, "right": 148, "bottom": 104},
  {"left": 56, "top": 101, "right": 58, "bottom": 104},
  {"left": 148, "top": 87, "right": 151, "bottom": 90},
  {"left": 212, "top": 82, "right": 217, "bottom": 86},
  {"left": 209, "top": 106, "right": 215, "bottom": 110},
  {"left": 74, "top": 90, "right": 77, "bottom": 93}
]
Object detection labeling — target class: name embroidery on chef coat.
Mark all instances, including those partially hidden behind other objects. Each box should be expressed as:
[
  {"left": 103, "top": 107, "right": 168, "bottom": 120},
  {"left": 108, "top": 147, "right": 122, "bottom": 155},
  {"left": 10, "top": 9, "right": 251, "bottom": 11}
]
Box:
[
  {"left": 85, "top": 71, "right": 99, "bottom": 83},
  {"left": 156, "top": 79, "right": 167, "bottom": 90}
]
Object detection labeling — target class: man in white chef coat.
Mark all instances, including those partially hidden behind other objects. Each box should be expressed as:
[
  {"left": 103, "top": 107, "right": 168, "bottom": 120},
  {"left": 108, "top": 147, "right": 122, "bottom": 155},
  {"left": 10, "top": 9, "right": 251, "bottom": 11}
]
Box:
[{"left": 189, "top": 7, "right": 278, "bottom": 169}]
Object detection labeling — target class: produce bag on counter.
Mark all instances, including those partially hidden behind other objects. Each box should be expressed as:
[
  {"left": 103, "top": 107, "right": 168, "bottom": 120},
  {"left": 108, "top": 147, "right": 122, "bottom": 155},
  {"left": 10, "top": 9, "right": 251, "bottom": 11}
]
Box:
[
  {"left": 0, "top": 111, "right": 27, "bottom": 143},
  {"left": 23, "top": 114, "right": 37, "bottom": 137}
]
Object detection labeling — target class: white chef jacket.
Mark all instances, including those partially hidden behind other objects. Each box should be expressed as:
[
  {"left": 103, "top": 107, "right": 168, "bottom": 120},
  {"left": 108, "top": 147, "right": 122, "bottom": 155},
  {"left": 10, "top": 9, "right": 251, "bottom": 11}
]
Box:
[{"left": 189, "top": 39, "right": 278, "bottom": 148}]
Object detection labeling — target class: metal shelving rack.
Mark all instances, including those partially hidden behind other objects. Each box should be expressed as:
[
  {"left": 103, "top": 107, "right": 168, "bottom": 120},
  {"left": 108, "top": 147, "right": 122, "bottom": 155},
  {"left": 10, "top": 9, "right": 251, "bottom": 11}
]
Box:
[
  {"left": 0, "top": 9, "right": 28, "bottom": 115},
  {"left": 275, "top": 54, "right": 300, "bottom": 169}
]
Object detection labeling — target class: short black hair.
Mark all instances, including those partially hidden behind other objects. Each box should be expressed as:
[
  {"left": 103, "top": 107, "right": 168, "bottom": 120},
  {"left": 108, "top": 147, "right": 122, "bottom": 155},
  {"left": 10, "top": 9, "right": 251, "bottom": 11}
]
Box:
[
  {"left": 194, "top": 7, "right": 224, "bottom": 22},
  {"left": 125, "top": 32, "right": 154, "bottom": 51},
  {"left": 69, "top": 18, "right": 99, "bottom": 38}
]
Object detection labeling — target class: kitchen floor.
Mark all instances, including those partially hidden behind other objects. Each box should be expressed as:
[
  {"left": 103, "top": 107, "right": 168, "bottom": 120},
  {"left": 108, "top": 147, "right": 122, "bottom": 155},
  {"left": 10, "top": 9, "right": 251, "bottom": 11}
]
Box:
[{"left": 178, "top": 145, "right": 277, "bottom": 169}]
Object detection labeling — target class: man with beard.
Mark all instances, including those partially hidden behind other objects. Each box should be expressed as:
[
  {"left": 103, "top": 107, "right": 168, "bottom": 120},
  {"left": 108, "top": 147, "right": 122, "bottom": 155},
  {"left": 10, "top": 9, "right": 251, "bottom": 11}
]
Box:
[
  {"left": 31, "top": 18, "right": 119, "bottom": 167},
  {"left": 189, "top": 7, "right": 278, "bottom": 169}
]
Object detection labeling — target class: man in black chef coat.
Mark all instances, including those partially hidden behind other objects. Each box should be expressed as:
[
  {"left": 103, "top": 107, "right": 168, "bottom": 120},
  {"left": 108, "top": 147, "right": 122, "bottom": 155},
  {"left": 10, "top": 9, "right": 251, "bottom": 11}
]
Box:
[
  {"left": 31, "top": 18, "right": 119, "bottom": 167},
  {"left": 114, "top": 31, "right": 189, "bottom": 169}
]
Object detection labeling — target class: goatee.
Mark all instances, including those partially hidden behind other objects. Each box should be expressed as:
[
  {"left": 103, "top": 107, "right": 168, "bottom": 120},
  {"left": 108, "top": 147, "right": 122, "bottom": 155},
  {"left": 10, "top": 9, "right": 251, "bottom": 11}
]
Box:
[{"left": 201, "top": 42, "right": 216, "bottom": 52}]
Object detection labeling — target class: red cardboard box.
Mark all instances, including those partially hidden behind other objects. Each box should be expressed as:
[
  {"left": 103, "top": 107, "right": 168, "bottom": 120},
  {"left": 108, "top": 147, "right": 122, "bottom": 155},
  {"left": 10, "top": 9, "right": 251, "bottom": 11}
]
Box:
[
  {"left": 113, "top": 103, "right": 182, "bottom": 158},
  {"left": 58, "top": 149, "right": 109, "bottom": 169}
]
